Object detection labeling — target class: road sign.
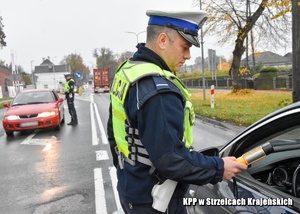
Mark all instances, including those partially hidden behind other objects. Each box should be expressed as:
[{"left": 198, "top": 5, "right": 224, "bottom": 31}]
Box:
[
  {"left": 208, "top": 49, "right": 216, "bottom": 72},
  {"left": 75, "top": 71, "right": 83, "bottom": 79}
]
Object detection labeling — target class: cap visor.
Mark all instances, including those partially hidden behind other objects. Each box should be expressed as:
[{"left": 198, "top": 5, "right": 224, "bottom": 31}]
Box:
[{"left": 177, "top": 31, "right": 200, "bottom": 47}]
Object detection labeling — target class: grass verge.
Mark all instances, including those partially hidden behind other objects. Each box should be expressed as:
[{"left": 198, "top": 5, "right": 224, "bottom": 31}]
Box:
[
  {"left": 190, "top": 89, "right": 292, "bottom": 126},
  {"left": 0, "top": 97, "right": 13, "bottom": 108},
  {"left": 0, "top": 90, "right": 293, "bottom": 127}
]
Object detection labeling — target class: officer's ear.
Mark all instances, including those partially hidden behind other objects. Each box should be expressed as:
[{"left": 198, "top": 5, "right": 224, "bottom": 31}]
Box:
[{"left": 157, "top": 33, "right": 168, "bottom": 49}]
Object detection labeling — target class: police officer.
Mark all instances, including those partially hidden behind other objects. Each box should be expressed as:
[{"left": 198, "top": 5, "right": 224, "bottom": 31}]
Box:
[
  {"left": 107, "top": 10, "right": 247, "bottom": 214},
  {"left": 63, "top": 73, "right": 78, "bottom": 125}
]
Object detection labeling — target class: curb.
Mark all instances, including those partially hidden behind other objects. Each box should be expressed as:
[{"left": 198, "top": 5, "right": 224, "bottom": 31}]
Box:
[
  {"left": 0, "top": 100, "right": 12, "bottom": 104},
  {"left": 196, "top": 115, "right": 246, "bottom": 134}
]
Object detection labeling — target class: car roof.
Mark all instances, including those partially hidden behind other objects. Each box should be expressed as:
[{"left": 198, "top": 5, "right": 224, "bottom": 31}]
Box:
[{"left": 19, "top": 89, "right": 52, "bottom": 94}]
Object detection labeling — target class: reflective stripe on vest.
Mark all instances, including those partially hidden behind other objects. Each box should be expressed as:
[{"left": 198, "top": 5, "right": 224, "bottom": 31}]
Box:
[{"left": 110, "top": 60, "right": 195, "bottom": 165}]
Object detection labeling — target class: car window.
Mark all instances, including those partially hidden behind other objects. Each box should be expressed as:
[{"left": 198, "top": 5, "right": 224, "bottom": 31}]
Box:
[
  {"left": 218, "top": 107, "right": 300, "bottom": 200},
  {"left": 12, "top": 91, "right": 55, "bottom": 105},
  {"left": 242, "top": 126, "right": 300, "bottom": 199},
  {"left": 52, "top": 90, "right": 59, "bottom": 101},
  {"left": 12, "top": 93, "right": 29, "bottom": 105},
  {"left": 43, "top": 92, "right": 55, "bottom": 102},
  {"left": 228, "top": 113, "right": 300, "bottom": 158}
]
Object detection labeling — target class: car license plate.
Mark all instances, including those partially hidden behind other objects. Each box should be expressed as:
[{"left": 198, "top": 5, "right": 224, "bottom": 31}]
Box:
[{"left": 20, "top": 121, "right": 38, "bottom": 127}]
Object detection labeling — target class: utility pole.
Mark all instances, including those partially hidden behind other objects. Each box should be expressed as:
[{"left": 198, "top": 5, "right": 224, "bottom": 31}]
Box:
[
  {"left": 200, "top": 0, "right": 206, "bottom": 100},
  {"left": 31, "top": 60, "right": 35, "bottom": 86},
  {"left": 292, "top": 1, "right": 300, "bottom": 102}
]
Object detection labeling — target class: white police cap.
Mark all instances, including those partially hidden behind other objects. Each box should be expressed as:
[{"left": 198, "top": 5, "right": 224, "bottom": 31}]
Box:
[
  {"left": 146, "top": 10, "right": 208, "bottom": 47},
  {"left": 64, "top": 73, "right": 71, "bottom": 77}
]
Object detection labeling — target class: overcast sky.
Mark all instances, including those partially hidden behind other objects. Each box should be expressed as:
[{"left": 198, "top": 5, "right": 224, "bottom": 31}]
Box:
[{"left": 0, "top": 0, "right": 292, "bottom": 73}]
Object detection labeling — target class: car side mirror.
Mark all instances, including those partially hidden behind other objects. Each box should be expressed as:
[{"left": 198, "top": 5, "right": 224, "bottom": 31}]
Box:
[
  {"left": 58, "top": 98, "right": 64, "bottom": 102},
  {"left": 198, "top": 147, "right": 219, "bottom": 156},
  {"left": 3, "top": 103, "right": 10, "bottom": 108}
]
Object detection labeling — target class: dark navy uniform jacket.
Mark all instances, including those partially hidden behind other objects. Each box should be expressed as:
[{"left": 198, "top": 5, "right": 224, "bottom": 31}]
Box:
[{"left": 107, "top": 44, "right": 224, "bottom": 204}]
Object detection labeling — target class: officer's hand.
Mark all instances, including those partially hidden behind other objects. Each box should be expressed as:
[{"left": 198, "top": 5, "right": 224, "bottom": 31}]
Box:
[{"left": 222, "top": 156, "right": 247, "bottom": 180}]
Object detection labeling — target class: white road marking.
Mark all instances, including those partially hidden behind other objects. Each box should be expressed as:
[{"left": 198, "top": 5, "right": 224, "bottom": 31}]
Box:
[
  {"left": 109, "top": 166, "right": 121, "bottom": 211},
  {"left": 92, "top": 93, "right": 121, "bottom": 213},
  {"left": 93, "top": 102, "right": 109, "bottom": 145},
  {"left": 21, "top": 138, "right": 48, "bottom": 145},
  {"left": 20, "top": 130, "right": 59, "bottom": 146},
  {"left": 20, "top": 129, "right": 40, "bottom": 144},
  {"left": 94, "top": 168, "right": 107, "bottom": 214},
  {"left": 91, "top": 102, "right": 99, "bottom": 146},
  {"left": 95, "top": 150, "right": 109, "bottom": 161}
]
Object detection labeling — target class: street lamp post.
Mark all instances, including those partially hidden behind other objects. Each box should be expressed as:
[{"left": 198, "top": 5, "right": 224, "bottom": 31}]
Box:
[
  {"left": 52, "top": 56, "right": 57, "bottom": 90},
  {"left": 125, "top": 31, "right": 146, "bottom": 44},
  {"left": 31, "top": 60, "right": 35, "bottom": 87}
]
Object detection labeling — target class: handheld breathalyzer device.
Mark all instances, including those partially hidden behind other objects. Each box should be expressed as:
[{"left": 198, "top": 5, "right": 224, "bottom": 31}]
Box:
[{"left": 236, "top": 142, "right": 273, "bottom": 165}]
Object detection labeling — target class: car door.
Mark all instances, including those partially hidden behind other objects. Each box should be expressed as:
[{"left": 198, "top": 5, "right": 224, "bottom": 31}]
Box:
[
  {"left": 52, "top": 91, "right": 64, "bottom": 121},
  {"left": 187, "top": 102, "right": 300, "bottom": 214},
  {"left": 188, "top": 175, "right": 298, "bottom": 214}
]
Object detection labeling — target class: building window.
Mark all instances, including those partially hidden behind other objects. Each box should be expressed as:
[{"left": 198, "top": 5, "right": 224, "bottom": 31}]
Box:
[{"left": 4, "top": 78, "right": 10, "bottom": 92}]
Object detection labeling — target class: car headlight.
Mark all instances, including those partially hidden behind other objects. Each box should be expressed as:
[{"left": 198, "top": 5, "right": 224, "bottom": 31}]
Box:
[
  {"left": 38, "top": 111, "right": 56, "bottom": 117},
  {"left": 4, "top": 115, "right": 19, "bottom": 120}
]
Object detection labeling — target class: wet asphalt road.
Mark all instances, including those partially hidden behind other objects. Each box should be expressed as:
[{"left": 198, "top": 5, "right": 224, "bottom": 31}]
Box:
[{"left": 0, "top": 88, "right": 245, "bottom": 214}]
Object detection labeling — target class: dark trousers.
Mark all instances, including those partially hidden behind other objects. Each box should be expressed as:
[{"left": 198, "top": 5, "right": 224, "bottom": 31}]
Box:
[
  {"left": 119, "top": 196, "right": 187, "bottom": 214},
  {"left": 67, "top": 97, "right": 77, "bottom": 122}
]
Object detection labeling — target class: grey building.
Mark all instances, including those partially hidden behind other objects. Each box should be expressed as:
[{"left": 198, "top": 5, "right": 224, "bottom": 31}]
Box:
[{"left": 241, "top": 51, "right": 292, "bottom": 68}]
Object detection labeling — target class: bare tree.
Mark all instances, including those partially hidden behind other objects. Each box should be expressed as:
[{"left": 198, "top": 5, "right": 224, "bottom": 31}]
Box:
[
  {"left": 0, "top": 16, "right": 6, "bottom": 48},
  {"left": 121, "top": 51, "right": 134, "bottom": 61},
  {"left": 92, "top": 47, "right": 118, "bottom": 82},
  {"left": 62, "top": 53, "right": 90, "bottom": 81},
  {"left": 194, "top": 0, "right": 292, "bottom": 90},
  {"left": 116, "top": 50, "right": 135, "bottom": 66},
  {"left": 93, "top": 47, "right": 115, "bottom": 68},
  {"left": 292, "top": 0, "right": 300, "bottom": 102}
]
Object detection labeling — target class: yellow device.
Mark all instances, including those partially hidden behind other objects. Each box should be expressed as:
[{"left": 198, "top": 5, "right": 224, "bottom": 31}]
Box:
[{"left": 236, "top": 142, "right": 273, "bottom": 165}]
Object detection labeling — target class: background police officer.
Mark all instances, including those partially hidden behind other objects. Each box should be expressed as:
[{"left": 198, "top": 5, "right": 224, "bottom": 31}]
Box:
[
  {"left": 107, "top": 10, "right": 247, "bottom": 214},
  {"left": 63, "top": 73, "right": 78, "bottom": 125}
]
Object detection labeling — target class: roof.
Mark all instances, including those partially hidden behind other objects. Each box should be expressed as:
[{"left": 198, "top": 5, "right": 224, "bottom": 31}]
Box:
[
  {"left": 34, "top": 64, "right": 69, "bottom": 73},
  {"left": 40, "top": 58, "right": 53, "bottom": 66},
  {"left": 241, "top": 51, "right": 292, "bottom": 67},
  {"left": 284, "top": 52, "right": 293, "bottom": 61},
  {"left": 0, "top": 64, "right": 11, "bottom": 70},
  {"left": 34, "top": 58, "right": 70, "bottom": 74}
]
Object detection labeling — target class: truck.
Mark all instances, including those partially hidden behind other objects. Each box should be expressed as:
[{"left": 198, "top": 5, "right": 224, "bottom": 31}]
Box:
[{"left": 93, "top": 68, "right": 110, "bottom": 93}]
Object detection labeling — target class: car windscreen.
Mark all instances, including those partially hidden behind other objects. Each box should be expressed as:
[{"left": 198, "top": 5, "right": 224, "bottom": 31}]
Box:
[{"left": 11, "top": 91, "right": 55, "bottom": 106}]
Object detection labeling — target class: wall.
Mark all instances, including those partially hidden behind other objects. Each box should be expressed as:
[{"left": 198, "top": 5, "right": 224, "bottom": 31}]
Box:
[
  {"left": 0, "top": 65, "right": 12, "bottom": 97},
  {"left": 35, "top": 72, "right": 65, "bottom": 91}
]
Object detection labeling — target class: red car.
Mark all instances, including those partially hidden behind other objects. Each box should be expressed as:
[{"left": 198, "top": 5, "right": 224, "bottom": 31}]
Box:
[{"left": 2, "top": 89, "right": 65, "bottom": 136}]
